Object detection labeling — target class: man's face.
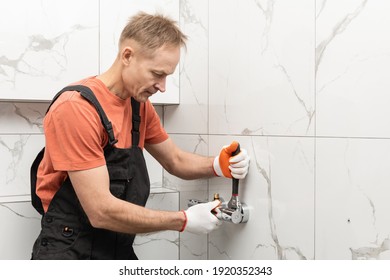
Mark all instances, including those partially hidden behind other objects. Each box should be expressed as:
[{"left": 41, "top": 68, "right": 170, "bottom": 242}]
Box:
[{"left": 122, "top": 43, "right": 180, "bottom": 103}]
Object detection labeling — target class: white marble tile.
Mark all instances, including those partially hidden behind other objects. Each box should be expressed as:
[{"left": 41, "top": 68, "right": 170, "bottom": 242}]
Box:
[
  {"left": 316, "top": 0, "right": 390, "bottom": 137},
  {"left": 208, "top": 135, "right": 314, "bottom": 259},
  {"left": 0, "top": 0, "right": 99, "bottom": 101},
  {"left": 178, "top": 189, "right": 209, "bottom": 259},
  {"left": 209, "top": 0, "right": 314, "bottom": 136},
  {"left": 0, "top": 102, "right": 47, "bottom": 133},
  {"left": 164, "top": 0, "right": 209, "bottom": 134},
  {"left": 144, "top": 149, "right": 163, "bottom": 189},
  {"left": 162, "top": 134, "right": 209, "bottom": 259},
  {"left": 133, "top": 190, "right": 179, "bottom": 260},
  {"left": 163, "top": 134, "right": 209, "bottom": 191},
  {"left": 0, "top": 135, "right": 45, "bottom": 197},
  {"left": 0, "top": 201, "right": 41, "bottom": 259},
  {"left": 316, "top": 138, "right": 390, "bottom": 259},
  {"left": 144, "top": 106, "right": 164, "bottom": 189},
  {"left": 99, "top": 0, "right": 180, "bottom": 104}
]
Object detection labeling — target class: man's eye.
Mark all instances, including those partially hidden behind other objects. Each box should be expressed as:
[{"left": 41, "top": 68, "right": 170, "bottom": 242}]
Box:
[{"left": 153, "top": 72, "right": 163, "bottom": 77}]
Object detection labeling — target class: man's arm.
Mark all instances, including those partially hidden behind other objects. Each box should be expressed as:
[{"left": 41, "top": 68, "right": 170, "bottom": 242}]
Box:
[
  {"left": 68, "top": 165, "right": 185, "bottom": 234},
  {"left": 145, "top": 138, "right": 215, "bottom": 180}
]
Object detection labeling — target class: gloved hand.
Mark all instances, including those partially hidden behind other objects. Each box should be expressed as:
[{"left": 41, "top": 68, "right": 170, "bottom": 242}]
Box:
[
  {"left": 181, "top": 200, "right": 222, "bottom": 234},
  {"left": 213, "top": 141, "right": 250, "bottom": 179}
]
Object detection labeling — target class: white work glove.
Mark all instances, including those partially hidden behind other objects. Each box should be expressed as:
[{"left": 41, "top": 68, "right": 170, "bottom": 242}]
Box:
[
  {"left": 213, "top": 141, "right": 250, "bottom": 180},
  {"left": 182, "top": 200, "right": 222, "bottom": 234}
]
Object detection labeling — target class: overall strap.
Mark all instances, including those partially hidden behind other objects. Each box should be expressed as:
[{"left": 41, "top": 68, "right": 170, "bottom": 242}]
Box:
[
  {"left": 131, "top": 98, "right": 141, "bottom": 147},
  {"left": 48, "top": 85, "right": 118, "bottom": 146},
  {"left": 46, "top": 87, "right": 74, "bottom": 114}
]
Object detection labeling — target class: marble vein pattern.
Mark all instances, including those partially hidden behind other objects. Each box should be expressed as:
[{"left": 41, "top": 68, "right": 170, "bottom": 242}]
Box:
[
  {"left": 162, "top": 134, "right": 209, "bottom": 259},
  {"left": 315, "top": 0, "right": 368, "bottom": 74},
  {"left": 133, "top": 191, "right": 180, "bottom": 259},
  {"left": 164, "top": 0, "right": 209, "bottom": 134},
  {"left": 0, "top": 0, "right": 99, "bottom": 101},
  {"left": 208, "top": 0, "right": 314, "bottom": 137},
  {"left": 0, "top": 135, "right": 44, "bottom": 197},
  {"left": 316, "top": 0, "right": 390, "bottom": 137},
  {"left": 0, "top": 202, "right": 41, "bottom": 259},
  {"left": 208, "top": 136, "right": 314, "bottom": 260},
  {"left": 0, "top": 103, "right": 47, "bottom": 133}
]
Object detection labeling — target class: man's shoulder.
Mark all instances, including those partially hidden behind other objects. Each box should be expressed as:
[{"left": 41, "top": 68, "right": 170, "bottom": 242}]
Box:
[{"left": 48, "top": 89, "right": 94, "bottom": 115}]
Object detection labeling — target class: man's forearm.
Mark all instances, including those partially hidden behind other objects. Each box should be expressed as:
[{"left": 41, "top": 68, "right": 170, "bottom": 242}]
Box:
[
  {"left": 145, "top": 138, "right": 216, "bottom": 180},
  {"left": 94, "top": 196, "right": 186, "bottom": 234},
  {"left": 69, "top": 166, "right": 186, "bottom": 234},
  {"left": 168, "top": 151, "right": 215, "bottom": 180}
]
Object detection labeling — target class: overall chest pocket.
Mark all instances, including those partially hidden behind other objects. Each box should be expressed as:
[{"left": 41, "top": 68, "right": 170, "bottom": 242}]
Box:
[{"left": 110, "top": 179, "right": 132, "bottom": 199}]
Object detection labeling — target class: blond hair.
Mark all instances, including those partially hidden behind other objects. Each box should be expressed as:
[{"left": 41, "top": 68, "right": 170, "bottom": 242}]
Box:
[{"left": 119, "top": 12, "right": 187, "bottom": 53}]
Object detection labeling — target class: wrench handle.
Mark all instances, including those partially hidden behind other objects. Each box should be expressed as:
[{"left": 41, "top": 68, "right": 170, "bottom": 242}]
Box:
[{"left": 231, "top": 143, "right": 241, "bottom": 196}]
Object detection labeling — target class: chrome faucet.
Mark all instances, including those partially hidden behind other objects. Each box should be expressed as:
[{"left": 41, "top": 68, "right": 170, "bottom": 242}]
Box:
[
  {"left": 188, "top": 193, "right": 249, "bottom": 224},
  {"left": 188, "top": 143, "right": 249, "bottom": 224}
]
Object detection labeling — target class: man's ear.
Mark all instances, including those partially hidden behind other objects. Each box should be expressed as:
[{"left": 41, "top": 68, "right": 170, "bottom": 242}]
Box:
[{"left": 121, "top": 46, "right": 134, "bottom": 65}]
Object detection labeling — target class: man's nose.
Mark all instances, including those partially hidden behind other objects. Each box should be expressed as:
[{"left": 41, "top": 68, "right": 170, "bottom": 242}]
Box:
[{"left": 155, "top": 78, "right": 166, "bottom": 93}]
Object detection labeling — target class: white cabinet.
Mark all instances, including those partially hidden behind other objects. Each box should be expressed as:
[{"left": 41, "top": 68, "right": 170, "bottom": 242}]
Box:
[
  {"left": 0, "top": 0, "right": 99, "bottom": 102},
  {"left": 0, "top": 0, "right": 180, "bottom": 105}
]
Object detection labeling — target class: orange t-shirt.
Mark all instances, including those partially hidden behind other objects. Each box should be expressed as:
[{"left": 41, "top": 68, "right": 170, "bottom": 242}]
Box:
[{"left": 36, "top": 76, "right": 168, "bottom": 212}]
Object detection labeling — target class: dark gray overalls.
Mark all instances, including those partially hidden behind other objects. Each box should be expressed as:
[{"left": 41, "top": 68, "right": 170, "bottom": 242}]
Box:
[{"left": 31, "top": 85, "right": 150, "bottom": 259}]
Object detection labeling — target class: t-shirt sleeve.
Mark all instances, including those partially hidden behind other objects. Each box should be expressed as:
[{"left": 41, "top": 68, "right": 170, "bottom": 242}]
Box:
[
  {"left": 144, "top": 101, "right": 169, "bottom": 145},
  {"left": 44, "top": 96, "right": 106, "bottom": 171}
]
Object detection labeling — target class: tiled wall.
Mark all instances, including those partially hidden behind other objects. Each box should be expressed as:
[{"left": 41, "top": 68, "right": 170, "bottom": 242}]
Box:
[
  {"left": 2, "top": 0, "right": 390, "bottom": 260},
  {"left": 0, "top": 0, "right": 179, "bottom": 259},
  {"left": 166, "top": 0, "right": 390, "bottom": 260}
]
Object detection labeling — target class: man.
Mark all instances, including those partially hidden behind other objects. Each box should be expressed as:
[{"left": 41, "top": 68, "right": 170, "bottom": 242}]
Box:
[{"left": 31, "top": 12, "right": 250, "bottom": 260}]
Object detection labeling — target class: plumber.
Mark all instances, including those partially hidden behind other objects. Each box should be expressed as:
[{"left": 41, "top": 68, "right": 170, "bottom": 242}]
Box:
[{"left": 30, "top": 12, "right": 250, "bottom": 260}]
